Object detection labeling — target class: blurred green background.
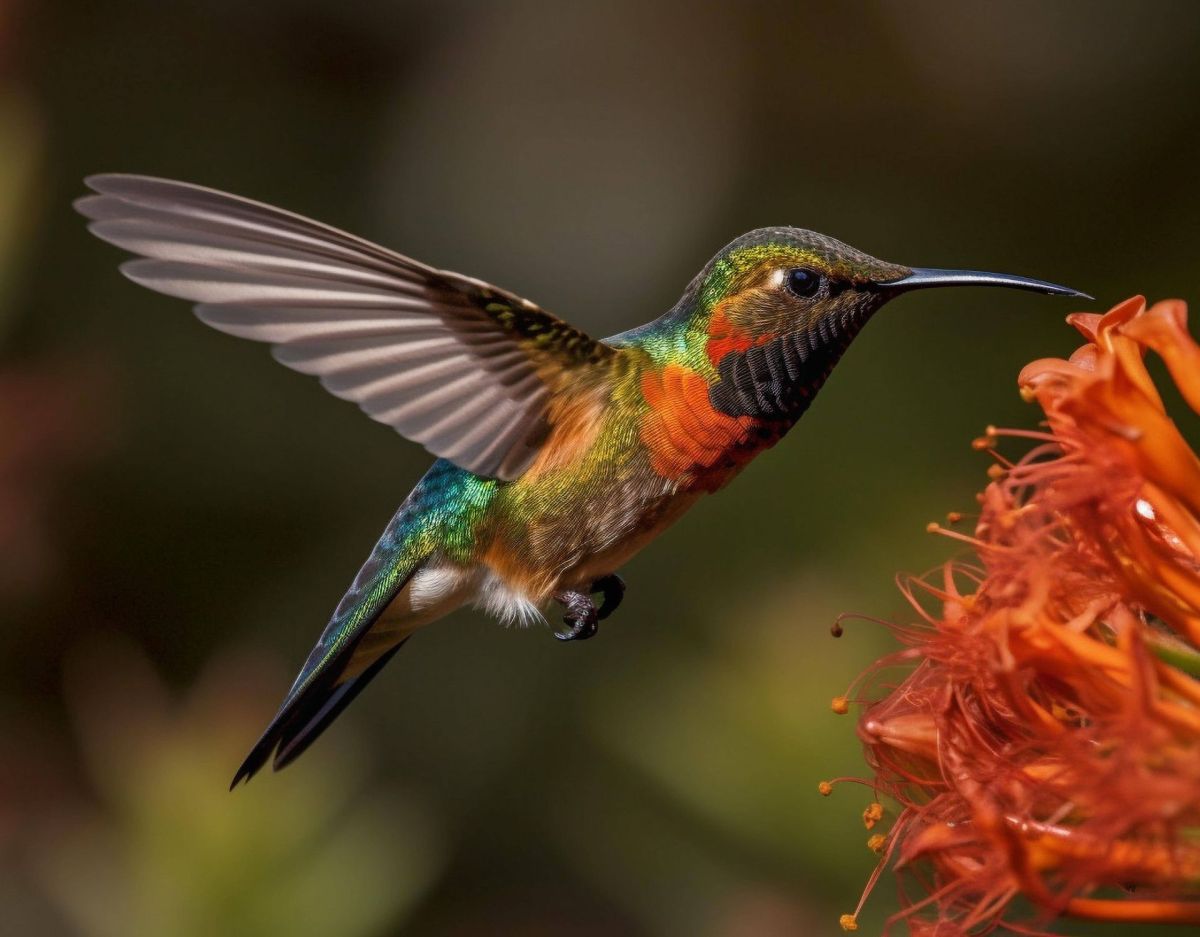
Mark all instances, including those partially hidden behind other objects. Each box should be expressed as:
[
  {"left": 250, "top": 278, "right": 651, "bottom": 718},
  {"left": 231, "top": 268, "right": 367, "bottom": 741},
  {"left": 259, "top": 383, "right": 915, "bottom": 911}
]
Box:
[{"left": 2, "top": 2, "right": 1199, "bottom": 934}]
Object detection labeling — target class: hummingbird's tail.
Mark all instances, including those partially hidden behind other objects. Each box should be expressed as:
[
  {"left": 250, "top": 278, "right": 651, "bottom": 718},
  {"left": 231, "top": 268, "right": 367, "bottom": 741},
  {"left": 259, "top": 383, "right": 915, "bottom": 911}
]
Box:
[
  {"left": 235, "top": 635, "right": 413, "bottom": 785},
  {"left": 230, "top": 554, "right": 424, "bottom": 788},
  {"left": 231, "top": 462, "right": 485, "bottom": 787}
]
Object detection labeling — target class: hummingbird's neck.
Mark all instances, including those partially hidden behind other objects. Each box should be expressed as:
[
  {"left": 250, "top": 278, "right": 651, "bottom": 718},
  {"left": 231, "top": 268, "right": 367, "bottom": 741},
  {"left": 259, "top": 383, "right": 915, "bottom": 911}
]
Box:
[
  {"left": 706, "top": 303, "right": 875, "bottom": 421},
  {"left": 604, "top": 302, "right": 707, "bottom": 366},
  {"left": 610, "top": 292, "right": 876, "bottom": 424}
]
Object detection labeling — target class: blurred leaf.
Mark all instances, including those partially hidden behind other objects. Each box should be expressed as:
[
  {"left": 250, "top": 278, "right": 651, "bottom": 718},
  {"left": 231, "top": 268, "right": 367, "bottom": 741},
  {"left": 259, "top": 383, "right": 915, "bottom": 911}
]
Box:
[{"left": 29, "top": 639, "right": 442, "bottom": 937}]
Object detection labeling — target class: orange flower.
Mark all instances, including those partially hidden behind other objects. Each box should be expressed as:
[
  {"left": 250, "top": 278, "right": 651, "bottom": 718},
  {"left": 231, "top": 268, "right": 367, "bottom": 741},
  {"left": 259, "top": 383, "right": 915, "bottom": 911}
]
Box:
[{"left": 833, "top": 297, "right": 1200, "bottom": 934}]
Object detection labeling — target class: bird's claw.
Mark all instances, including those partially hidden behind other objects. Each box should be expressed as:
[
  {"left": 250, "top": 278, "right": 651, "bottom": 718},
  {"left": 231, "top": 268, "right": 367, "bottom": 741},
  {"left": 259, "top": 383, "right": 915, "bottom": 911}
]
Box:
[
  {"left": 552, "top": 575, "right": 625, "bottom": 641},
  {"left": 554, "top": 612, "right": 598, "bottom": 641},
  {"left": 591, "top": 574, "right": 625, "bottom": 621},
  {"left": 554, "top": 591, "right": 598, "bottom": 641}
]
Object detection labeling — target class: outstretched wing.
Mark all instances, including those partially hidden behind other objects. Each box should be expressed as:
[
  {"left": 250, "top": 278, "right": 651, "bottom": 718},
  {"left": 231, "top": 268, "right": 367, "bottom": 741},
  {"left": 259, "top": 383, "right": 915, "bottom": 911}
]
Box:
[{"left": 77, "top": 174, "right": 615, "bottom": 480}]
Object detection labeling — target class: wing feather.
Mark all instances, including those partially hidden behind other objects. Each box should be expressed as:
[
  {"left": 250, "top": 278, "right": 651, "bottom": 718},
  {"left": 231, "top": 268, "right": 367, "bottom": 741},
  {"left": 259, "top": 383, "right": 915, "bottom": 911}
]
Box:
[
  {"left": 121, "top": 259, "right": 408, "bottom": 308},
  {"left": 195, "top": 306, "right": 443, "bottom": 345},
  {"left": 79, "top": 174, "right": 615, "bottom": 479},
  {"left": 89, "top": 219, "right": 425, "bottom": 294},
  {"left": 271, "top": 335, "right": 468, "bottom": 375}
]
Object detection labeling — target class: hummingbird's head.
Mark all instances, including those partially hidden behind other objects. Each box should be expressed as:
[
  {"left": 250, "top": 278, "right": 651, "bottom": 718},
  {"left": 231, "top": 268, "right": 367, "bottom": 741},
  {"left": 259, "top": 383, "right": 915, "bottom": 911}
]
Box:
[{"left": 690, "top": 226, "right": 1088, "bottom": 421}]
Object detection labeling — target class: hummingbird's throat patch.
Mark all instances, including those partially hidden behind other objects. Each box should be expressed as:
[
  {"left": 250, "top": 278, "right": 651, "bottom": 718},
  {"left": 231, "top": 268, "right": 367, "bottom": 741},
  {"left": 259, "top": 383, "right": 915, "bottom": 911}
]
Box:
[{"left": 639, "top": 364, "right": 774, "bottom": 490}]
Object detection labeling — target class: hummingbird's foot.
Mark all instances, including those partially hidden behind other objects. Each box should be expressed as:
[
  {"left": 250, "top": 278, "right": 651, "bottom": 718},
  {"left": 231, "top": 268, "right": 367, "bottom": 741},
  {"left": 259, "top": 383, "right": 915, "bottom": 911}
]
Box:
[
  {"left": 553, "top": 590, "right": 598, "bottom": 641},
  {"left": 590, "top": 574, "right": 625, "bottom": 621}
]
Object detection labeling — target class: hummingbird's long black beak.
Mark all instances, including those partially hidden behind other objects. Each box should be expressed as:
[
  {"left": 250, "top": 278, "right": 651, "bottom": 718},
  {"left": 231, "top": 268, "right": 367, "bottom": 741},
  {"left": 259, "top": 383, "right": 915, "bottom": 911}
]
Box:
[{"left": 880, "top": 267, "right": 1091, "bottom": 300}]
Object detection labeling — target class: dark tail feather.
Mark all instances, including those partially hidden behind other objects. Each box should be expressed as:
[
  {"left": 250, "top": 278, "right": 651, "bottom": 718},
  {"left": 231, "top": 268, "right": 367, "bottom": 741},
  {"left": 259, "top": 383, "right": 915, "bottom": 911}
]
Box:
[
  {"left": 273, "top": 640, "right": 406, "bottom": 771},
  {"left": 229, "top": 480, "right": 443, "bottom": 789},
  {"left": 230, "top": 638, "right": 408, "bottom": 789}
]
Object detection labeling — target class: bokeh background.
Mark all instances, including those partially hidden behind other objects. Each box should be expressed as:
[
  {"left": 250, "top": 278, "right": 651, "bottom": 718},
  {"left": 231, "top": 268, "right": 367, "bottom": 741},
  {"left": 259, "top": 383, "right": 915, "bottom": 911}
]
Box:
[{"left": 2, "top": 2, "right": 1199, "bottom": 934}]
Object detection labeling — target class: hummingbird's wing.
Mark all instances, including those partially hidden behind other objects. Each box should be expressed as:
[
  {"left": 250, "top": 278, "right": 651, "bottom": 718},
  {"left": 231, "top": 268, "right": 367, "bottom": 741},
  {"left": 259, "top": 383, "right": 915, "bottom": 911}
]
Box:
[{"left": 77, "top": 174, "right": 615, "bottom": 480}]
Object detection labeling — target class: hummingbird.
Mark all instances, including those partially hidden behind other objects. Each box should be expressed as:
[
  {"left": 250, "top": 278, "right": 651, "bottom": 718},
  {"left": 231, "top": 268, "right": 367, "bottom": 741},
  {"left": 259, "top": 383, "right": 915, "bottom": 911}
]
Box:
[{"left": 76, "top": 175, "right": 1087, "bottom": 785}]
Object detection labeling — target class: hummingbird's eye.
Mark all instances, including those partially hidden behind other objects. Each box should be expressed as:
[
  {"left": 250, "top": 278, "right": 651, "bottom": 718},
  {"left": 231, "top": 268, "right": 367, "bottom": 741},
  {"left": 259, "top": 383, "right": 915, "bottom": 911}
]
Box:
[{"left": 785, "top": 267, "right": 821, "bottom": 298}]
